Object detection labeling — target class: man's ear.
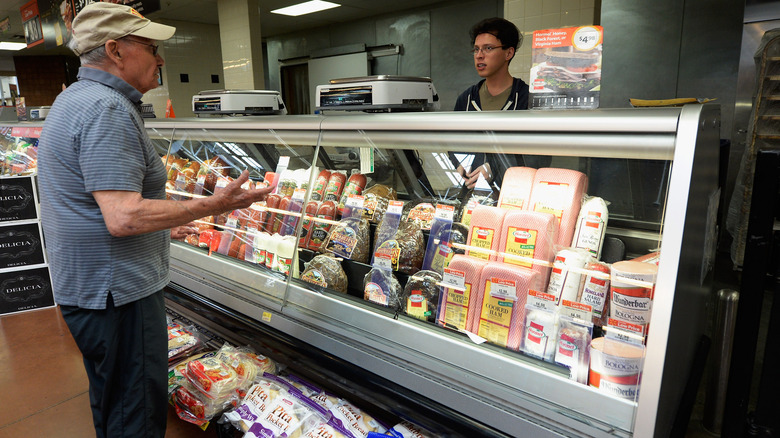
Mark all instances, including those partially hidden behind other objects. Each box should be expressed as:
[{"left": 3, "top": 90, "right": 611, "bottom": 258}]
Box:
[
  {"left": 105, "top": 40, "right": 122, "bottom": 63},
  {"left": 505, "top": 46, "right": 515, "bottom": 61}
]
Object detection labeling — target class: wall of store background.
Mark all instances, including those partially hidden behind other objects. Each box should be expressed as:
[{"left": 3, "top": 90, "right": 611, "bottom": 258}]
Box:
[{"left": 7, "top": 0, "right": 747, "bottom": 229}]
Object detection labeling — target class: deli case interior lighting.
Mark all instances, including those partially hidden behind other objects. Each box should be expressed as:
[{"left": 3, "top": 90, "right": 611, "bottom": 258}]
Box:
[{"left": 271, "top": 0, "right": 340, "bottom": 17}]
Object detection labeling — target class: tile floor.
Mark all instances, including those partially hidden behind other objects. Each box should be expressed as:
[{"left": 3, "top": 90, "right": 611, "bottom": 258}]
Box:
[{"left": 0, "top": 306, "right": 217, "bottom": 438}]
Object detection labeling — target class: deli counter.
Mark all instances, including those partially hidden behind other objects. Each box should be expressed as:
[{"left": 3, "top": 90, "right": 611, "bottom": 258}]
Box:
[{"left": 1, "top": 104, "right": 721, "bottom": 437}]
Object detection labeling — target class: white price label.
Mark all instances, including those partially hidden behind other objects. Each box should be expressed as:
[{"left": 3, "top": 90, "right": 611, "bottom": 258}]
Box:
[
  {"left": 434, "top": 204, "right": 455, "bottom": 221},
  {"left": 442, "top": 268, "right": 466, "bottom": 291},
  {"left": 489, "top": 278, "right": 517, "bottom": 301},
  {"left": 387, "top": 200, "right": 404, "bottom": 214},
  {"left": 374, "top": 255, "right": 393, "bottom": 271}
]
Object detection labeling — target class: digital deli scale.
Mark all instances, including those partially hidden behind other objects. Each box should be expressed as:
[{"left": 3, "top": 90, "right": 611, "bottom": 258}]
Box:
[
  {"left": 192, "top": 90, "right": 287, "bottom": 116},
  {"left": 316, "top": 75, "right": 439, "bottom": 112}
]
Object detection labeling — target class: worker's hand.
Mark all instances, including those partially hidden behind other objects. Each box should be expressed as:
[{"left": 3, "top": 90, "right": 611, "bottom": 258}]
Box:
[{"left": 463, "top": 163, "right": 492, "bottom": 189}]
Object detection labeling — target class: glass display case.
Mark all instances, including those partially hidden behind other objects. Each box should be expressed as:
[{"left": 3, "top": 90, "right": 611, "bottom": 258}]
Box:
[{"left": 5, "top": 104, "right": 720, "bottom": 437}]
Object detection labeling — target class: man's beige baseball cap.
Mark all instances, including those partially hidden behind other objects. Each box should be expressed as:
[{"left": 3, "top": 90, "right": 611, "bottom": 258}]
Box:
[{"left": 70, "top": 2, "right": 176, "bottom": 56}]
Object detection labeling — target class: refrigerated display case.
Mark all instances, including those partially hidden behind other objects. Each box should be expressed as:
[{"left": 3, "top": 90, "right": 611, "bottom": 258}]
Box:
[{"left": 6, "top": 103, "right": 720, "bottom": 437}]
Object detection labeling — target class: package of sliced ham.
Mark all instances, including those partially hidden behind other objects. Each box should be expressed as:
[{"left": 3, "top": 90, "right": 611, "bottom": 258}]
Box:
[
  {"left": 498, "top": 166, "right": 537, "bottom": 210},
  {"left": 473, "top": 262, "right": 541, "bottom": 351},
  {"left": 466, "top": 205, "right": 508, "bottom": 261},
  {"left": 528, "top": 168, "right": 588, "bottom": 247},
  {"left": 498, "top": 210, "right": 558, "bottom": 289},
  {"left": 437, "top": 255, "right": 488, "bottom": 333}
]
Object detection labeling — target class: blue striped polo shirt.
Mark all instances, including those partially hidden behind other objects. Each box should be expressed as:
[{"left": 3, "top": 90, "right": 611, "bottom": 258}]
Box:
[{"left": 38, "top": 67, "right": 170, "bottom": 309}]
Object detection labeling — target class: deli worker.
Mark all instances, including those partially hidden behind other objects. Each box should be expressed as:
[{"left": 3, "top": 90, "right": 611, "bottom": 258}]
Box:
[{"left": 452, "top": 17, "right": 550, "bottom": 191}]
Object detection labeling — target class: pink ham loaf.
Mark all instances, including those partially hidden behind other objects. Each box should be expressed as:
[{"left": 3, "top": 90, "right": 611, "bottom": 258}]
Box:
[
  {"left": 473, "top": 262, "right": 541, "bottom": 351},
  {"left": 528, "top": 168, "right": 588, "bottom": 247},
  {"left": 498, "top": 167, "right": 537, "bottom": 210},
  {"left": 436, "top": 254, "right": 489, "bottom": 333},
  {"left": 466, "top": 206, "right": 508, "bottom": 261},
  {"left": 498, "top": 210, "right": 558, "bottom": 289}
]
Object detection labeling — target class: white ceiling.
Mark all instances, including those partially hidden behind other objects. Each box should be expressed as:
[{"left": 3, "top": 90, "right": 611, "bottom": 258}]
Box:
[{"left": 0, "top": 0, "right": 453, "bottom": 58}]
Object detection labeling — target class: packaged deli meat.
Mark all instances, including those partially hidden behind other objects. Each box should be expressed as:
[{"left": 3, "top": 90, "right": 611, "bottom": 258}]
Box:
[
  {"left": 528, "top": 168, "right": 588, "bottom": 247},
  {"left": 337, "top": 172, "right": 368, "bottom": 215},
  {"left": 363, "top": 183, "right": 397, "bottom": 201},
  {"left": 546, "top": 247, "right": 593, "bottom": 305},
  {"left": 554, "top": 315, "right": 594, "bottom": 384},
  {"left": 168, "top": 321, "right": 204, "bottom": 364},
  {"left": 474, "top": 262, "right": 541, "bottom": 351},
  {"left": 301, "top": 254, "right": 348, "bottom": 293},
  {"left": 572, "top": 196, "right": 609, "bottom": 260},
  {"left": 307, "top": 200, "right": 337, "bottom": 252},
  {"left": 403, "top": 198, "right": 462, "bottom": 228},
  {"left": 449, "top": 222, "right": 469, "bottom": 255},
  {"left": 172, "top": 379, "right": 239, "bottom": 426},
  {"left": 578, "top": 261, "right": 612, "bottom": 327},
  {"left": 498, "top": 210, "right": 558, "bottom": 289},
  {"left": 372, "top": 201, "right": 404, "bottom": 265},
  {"left": 310, "top": 169, "right": 331, "bottom": 201},
  {"left": 402, "top": 270, "right": 443, "bottom": 323},
  {"left": 323, "top": 216, "right": 371, "bottom": 264},
  {"left": 323, "top": 171, "right": 348, "bottom": 203},
  {"left": 422, "top": 204, "right": 456, "bottom": 274},
  {"left": 460, "top": 194, "right": 495, "bottom": 227},
  {"left": 498, "top": 166, "right": 537, "bottom": 210},
  {"left": 183, "top": 355, "right": 240, "bottom": 399},
  {"left": 394, "top": 220, "right": 425, "bottom": 275},
  {"left": 438, "top": 255, "right": 489, "bottom": 333},
  {"left": 466, "top": 205, "right": 508, "bottom": 261},
  {"left": 364, "top": 267, "right": 403, "bottom": 310}
]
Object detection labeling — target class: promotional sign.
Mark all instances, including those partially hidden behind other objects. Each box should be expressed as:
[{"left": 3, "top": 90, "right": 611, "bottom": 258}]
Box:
[
  {"left": 39, "top": 0, "right": 72, "bottom": 49},
  {"left": 0, "top": 176, "right": 39, "bottom": 222},
  {"left": 0, "top": 221, "right": 46, "bottom": 270},
  {"left": 529, "top": 26, "right": 603, "bottom": 110},
  {"left": 72, "top": 0, "right": 161, "bottom": 16},
  {"left": 20, "top": 0, "right": 43, "bottom": 48},
  {"left": 0, "top": 265, "right": 55, "bottom": 315}
]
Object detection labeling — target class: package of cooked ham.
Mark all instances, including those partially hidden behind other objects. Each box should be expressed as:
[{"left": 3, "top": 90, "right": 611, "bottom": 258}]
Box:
[
  {"left": 466, "top": 205, "right": 508, "bottom": 261},
  {"left": 437, "top": 254, "right": 488, "bottom": 333},
  {"left": 498, "top": 166, "right": 537, "bottom": 210},
  {"left": 498, "top": 210, "right": 558, "bottom": 289},
  {"left": 473, "top": 262, "right": 541, "bottom": 351},
  {"left": 528, "top": 168, "right": 588, "bottom": 247}
]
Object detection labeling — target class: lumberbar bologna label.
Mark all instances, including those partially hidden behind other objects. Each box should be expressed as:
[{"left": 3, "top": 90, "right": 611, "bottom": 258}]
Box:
[
  {"left": 0, "top": 176, "right": 38, "bottom": 222},
  {"left": 0, "top": 222, "right": 46, "bottom": 269},
  {"left": 609, "top": 260, "right": 658, "bottom": 326},
  {"left": 0, "top": 266, "right": 55, "bottom": 315}
]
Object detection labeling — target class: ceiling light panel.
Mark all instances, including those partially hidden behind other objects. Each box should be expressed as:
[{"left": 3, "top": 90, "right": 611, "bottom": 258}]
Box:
[{"left": 271, "top": 0, "right": 340, "bottom": 17}]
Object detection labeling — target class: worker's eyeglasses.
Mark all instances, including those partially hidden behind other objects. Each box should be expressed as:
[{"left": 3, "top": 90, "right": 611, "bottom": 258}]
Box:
[
  {"left": 471, "top": 45, "right": 507, "bottom": 56},
  {"left": 124, "top": 38, "right": 159, "bottom": 56}
]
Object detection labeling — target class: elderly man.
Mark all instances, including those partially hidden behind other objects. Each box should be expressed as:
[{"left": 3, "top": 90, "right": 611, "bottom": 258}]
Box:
[{"left": 37, "top": 3, "right": 272, "bottom": 437}]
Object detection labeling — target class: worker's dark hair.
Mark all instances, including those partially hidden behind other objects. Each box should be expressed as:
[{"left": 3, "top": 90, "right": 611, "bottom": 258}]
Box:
[{"left": 470, "top": 17, "right": 522, "bottom": 52}]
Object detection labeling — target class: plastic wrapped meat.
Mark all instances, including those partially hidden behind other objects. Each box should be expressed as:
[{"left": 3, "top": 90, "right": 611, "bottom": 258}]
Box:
[
  {"left": 402, "top": 270, "right": 442, "bottom": 323},
  {"left": 323, "top": 217, "right": 371, "bottom": 264},
  {"left": 301, "top": 254, "right": 348, "bottom": 293}
]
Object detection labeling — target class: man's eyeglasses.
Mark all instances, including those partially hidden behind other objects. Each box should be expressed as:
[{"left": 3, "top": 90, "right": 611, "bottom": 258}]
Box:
[
  {"left": 471, "top": 45, "right": 507, "bottom": 56},
  {"left": 124, "top": 38, "right": 159, "bottom": 56}
]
